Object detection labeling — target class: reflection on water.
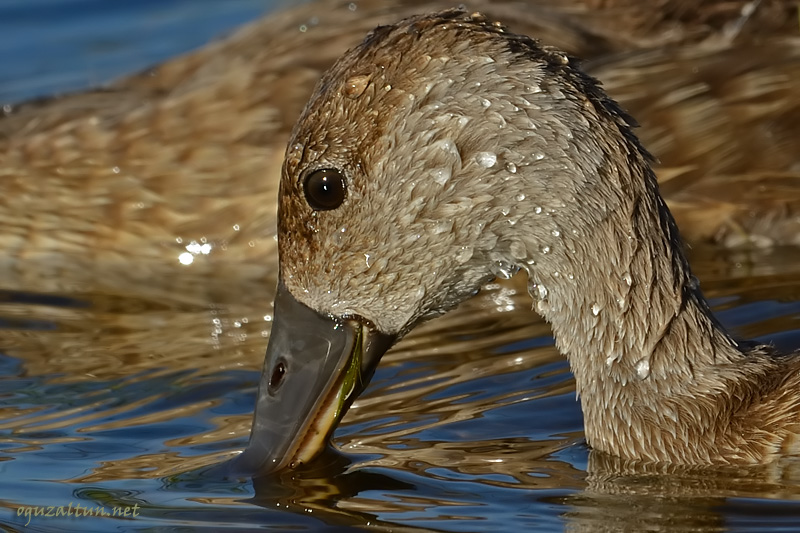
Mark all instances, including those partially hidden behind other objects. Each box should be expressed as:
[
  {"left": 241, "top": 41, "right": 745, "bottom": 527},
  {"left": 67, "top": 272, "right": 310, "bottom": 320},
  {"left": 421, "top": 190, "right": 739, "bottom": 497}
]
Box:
[{"left": 1, "top": 247, "right": 800, "bottom": 531}]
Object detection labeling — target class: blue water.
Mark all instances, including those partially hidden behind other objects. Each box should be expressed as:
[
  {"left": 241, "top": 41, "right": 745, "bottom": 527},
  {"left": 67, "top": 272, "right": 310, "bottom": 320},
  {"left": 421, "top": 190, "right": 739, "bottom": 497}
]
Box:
[
  {"left": 0, "top": 0, "right": 275, "bottom": 104},
  {"left": 1, "top": 2, "right": 800, "bottom": 532}
]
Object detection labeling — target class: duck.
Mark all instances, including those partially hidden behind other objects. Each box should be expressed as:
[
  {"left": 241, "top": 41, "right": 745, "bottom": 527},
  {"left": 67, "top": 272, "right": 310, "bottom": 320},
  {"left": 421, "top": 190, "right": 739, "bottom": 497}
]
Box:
[{"left": 231, "top": 9, "right": 800, "bottom": 475}]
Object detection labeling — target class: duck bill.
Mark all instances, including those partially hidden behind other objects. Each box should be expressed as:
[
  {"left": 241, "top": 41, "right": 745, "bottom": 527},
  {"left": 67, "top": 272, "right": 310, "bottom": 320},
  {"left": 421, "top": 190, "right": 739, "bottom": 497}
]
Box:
[{"left": 231, "top": 282, "right": 395, "bottom": 475}]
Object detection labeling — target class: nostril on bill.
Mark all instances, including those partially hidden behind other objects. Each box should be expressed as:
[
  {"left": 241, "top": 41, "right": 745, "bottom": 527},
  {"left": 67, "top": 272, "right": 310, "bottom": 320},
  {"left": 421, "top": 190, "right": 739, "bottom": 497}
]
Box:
[{"left": 268, "top": 359, "right": 287, "bottom": 395}]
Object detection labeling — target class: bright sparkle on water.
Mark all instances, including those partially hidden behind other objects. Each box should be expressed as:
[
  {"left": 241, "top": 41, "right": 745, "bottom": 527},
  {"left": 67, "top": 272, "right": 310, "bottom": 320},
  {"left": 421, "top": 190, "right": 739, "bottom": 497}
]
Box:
[
  {"left": 179, "top": 240, "right": 212, "bottom": 265},
  {"left": 186, "top": 241, "right": 212, "bottom": 255}
]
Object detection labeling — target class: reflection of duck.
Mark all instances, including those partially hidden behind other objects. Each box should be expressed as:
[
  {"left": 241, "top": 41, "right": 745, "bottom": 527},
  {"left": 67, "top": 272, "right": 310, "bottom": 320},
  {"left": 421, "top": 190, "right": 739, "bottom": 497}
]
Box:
[
  {"left": 1, "top": 1, "right": 798, "bottom": 298},
  {"left": 234, "top": 10, "right": 800, "bottom": 474}
]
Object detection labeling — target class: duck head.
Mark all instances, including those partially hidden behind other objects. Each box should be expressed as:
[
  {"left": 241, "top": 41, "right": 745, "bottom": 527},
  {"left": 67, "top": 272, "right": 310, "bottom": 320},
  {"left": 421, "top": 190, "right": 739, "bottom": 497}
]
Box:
[{"left": 234, "top": 9, "right": 658, "bottom": 474}]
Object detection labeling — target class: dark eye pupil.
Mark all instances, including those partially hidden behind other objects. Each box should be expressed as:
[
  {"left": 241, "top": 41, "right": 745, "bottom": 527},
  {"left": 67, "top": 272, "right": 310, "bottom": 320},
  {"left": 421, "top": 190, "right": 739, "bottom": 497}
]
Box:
[{"left": 303, "top": 168, "right": 347, "bottom": 211}]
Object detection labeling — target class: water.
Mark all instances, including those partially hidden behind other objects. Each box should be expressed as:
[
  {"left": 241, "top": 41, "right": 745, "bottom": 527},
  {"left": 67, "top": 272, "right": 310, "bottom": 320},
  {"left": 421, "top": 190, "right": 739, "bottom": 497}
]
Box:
[
  {"left": 0, "top": 0, "right": 275, "bottom": 104},
  {"left": 1, "top": 2, "right": 800, "bottom": 532},
  {"left": 2, "top": 248, "right": 799, "bottom": 532}
]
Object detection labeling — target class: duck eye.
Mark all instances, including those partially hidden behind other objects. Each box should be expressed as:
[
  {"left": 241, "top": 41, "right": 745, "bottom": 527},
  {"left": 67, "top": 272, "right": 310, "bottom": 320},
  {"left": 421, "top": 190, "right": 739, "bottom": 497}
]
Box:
[{"left": 303, "top": 168, "right": 347, "bottom": 211}]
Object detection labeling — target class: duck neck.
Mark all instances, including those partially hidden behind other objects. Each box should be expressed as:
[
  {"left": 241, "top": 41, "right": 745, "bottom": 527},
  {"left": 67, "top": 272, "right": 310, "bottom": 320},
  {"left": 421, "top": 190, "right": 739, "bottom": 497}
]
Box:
[{"left": 508, "top": 154, "right": 745, "bottom": 461}]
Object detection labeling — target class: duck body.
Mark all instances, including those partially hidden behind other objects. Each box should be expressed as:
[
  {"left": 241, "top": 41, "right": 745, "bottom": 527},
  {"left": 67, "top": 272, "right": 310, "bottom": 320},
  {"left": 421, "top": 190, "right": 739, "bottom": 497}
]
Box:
[{"left": 235, "top": 9, "right": 800, "bottom": 473}]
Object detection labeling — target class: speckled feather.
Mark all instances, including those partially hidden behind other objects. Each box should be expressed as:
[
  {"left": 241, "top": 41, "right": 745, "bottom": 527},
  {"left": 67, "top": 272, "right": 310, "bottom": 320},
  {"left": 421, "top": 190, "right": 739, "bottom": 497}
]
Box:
[{"left": 278, "top": 10, "right": 800, "bottom": 465}]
